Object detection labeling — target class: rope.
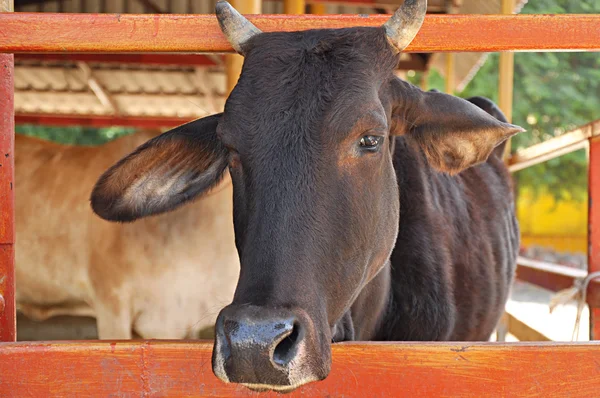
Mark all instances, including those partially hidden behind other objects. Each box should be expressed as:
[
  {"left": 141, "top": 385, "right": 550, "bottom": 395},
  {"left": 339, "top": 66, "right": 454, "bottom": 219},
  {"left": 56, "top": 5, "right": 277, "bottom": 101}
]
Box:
[{"left": 549, "top": 271, "right": 600, "bottom": 341}]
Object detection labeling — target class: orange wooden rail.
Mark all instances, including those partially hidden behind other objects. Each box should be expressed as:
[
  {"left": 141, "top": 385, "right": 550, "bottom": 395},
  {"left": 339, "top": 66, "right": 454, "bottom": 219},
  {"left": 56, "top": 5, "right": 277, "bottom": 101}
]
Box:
[
  {"left": 1, "top": 14, "right": 600, "bottom": 53},
  {"left": 516, "top": 256, "right": 600, "bottom": 308},
  {"left": 1, "top": 341, "right": 600, "bottom": 396}
]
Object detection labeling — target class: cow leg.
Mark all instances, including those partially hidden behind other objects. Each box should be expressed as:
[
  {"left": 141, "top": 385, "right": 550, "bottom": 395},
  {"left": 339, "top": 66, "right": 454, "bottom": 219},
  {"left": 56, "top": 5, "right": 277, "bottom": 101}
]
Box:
[
  {"left": 18, "top": 301, "right": 95, "bottom": 322},
  {"left": 94, "top": 306, "right": 132, "bottom": 340}
]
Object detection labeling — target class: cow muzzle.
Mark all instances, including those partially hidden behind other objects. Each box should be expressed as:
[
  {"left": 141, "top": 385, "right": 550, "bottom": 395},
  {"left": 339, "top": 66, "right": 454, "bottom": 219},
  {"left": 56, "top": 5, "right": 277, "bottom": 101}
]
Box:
[{"left": 212, "top": 304, "right": 330, "bottom": 392}]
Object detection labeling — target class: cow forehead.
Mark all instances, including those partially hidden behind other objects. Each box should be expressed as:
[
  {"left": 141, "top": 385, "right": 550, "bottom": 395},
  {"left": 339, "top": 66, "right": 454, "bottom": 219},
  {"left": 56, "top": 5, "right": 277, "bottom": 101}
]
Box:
[
  {"left": 240, "top": 27, "right": 397, "bottom": 85},
  {"left": 220, "top": 27, "right": 398, "bottom": 147}
]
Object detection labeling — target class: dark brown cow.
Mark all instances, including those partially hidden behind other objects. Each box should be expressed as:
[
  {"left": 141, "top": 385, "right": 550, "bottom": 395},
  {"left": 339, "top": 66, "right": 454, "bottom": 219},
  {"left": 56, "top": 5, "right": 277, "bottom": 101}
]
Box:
[{"left": 90, "top": 0, "right": 523, "bottom": 392}]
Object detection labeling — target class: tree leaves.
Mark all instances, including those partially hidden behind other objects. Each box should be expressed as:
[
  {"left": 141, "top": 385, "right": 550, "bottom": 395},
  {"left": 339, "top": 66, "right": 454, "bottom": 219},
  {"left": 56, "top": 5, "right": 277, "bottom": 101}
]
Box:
[
  {"left": 16, "top": 125, "right": 135, "bottom": 147},
  {"left": 443, "top": 0, "right": 598, "bottom": 202}
]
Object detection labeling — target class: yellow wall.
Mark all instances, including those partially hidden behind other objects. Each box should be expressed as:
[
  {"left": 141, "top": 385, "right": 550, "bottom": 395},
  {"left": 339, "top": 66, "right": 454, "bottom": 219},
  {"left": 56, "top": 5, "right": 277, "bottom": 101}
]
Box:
[{"left": 517, "top": 189, "right": 588, "bottom": 253}]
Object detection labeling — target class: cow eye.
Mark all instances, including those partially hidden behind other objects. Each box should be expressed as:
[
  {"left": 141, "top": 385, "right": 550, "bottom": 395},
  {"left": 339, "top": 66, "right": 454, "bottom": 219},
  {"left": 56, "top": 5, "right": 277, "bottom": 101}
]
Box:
[{"left": 359, "top": 135, "right": 382, "bottom": 150}]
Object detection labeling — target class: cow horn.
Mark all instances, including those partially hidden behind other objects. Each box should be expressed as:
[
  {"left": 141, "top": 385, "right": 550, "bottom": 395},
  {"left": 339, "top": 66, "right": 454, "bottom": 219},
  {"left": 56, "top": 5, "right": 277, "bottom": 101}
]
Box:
[
  {"left": 383, "top": 0, "right": 427, "bottom": 52},
  {"left": 215, "top": 0, "right": 262, "bottom": 55}
]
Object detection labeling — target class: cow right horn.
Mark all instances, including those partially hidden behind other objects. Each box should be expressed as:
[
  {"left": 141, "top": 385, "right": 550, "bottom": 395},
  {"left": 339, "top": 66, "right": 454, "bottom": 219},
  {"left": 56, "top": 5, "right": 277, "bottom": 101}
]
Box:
[
  {"left": 215, "top": 0, "right": 263, "bottom": 55},
  {"left": 383, "top": 0, "right": 427, "bottom": 53}
]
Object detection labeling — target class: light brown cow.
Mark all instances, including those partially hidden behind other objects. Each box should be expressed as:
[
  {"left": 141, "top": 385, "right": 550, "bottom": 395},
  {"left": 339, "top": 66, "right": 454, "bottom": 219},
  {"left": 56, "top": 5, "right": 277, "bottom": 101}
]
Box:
[{"left": 15, "top": 131, "right": 239, "bottom": 339}]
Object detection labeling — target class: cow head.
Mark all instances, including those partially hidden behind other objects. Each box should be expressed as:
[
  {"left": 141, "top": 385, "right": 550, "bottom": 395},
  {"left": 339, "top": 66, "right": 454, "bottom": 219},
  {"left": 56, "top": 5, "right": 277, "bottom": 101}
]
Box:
[{"left": 90, "top": 0, "right": 522, "bottom": 392}]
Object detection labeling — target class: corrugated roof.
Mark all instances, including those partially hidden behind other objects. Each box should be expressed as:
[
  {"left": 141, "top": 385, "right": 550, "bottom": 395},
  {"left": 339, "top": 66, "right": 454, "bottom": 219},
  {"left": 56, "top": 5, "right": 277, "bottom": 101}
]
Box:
[
  {"left": 13, "top": 0, "right": 523, "bottom": 120},
  {"left": 14, "top": 61, "right": 226, "bottom": 117}
]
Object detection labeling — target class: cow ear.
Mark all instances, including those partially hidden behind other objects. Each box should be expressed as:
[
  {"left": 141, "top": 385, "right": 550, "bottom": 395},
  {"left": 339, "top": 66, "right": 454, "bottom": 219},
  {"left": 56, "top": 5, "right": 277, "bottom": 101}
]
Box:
[
  {"left": 389, "top": 78, "right": 524, "bottom": 174},
  {"left": 91, "top": 113, "right": 228, "bottom": 222}
]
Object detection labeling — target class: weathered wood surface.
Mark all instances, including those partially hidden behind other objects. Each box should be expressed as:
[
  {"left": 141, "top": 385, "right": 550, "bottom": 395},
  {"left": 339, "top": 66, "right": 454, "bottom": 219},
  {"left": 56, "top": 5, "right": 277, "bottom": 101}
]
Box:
[
  {"left": 515, "top": 256, "right": 600, "bottom": 309},
  {"left": 508, "top": 120, "right": 600, "bottom": 172},
  {"left": 504, "top": 312, "right": 551, "bottom": 342},
  {"left": 0, "top": 51, "right": 15, "bottom": 343},
  {"left": 0, "top": 14, "right": 599, "bottom": 53},
  {"left": 1, "top": 341, "right": 600, "bottom": 396},
  {"left": 589, "top": 137, "right": 600, "bottom": 340}
]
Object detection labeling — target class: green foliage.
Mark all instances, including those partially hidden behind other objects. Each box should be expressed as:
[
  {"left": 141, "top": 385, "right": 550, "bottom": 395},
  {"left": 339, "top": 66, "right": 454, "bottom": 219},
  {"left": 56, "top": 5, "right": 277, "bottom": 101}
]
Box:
[
  {"left": 16, "top": 125, "right": 135, "bottom": 146},
  {"left": 409, "top": 0, "right": 600, "bottom": 202}
]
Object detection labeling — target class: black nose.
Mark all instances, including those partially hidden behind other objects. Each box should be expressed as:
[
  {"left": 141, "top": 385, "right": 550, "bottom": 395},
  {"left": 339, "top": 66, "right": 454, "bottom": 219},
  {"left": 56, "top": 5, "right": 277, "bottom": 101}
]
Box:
[{"left": 212, "top": 305, "right": 326, "bottom": 390}]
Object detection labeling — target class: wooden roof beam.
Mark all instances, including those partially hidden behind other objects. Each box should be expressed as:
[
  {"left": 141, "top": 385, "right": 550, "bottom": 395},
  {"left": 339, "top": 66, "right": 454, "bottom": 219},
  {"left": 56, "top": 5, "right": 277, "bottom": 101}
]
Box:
[
  {"left": 15, "top": 113, "right": 192, "bottom": 128},
  {"left": 77, "top": 62, "right": 120, "bottom": 115},
  {"left": 14, "top": 54, "right": 220, "bottom": 67}
]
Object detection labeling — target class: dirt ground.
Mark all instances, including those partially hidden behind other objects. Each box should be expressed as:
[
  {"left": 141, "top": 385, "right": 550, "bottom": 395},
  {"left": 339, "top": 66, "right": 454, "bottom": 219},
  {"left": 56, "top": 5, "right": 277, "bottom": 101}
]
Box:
[{"left": 17, "top": 280, "right": 589, "bottom": 342}]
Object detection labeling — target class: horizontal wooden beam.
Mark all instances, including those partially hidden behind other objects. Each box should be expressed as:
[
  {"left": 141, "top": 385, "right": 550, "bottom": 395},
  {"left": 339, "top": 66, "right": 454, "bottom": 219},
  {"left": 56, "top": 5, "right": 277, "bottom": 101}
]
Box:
[
  {"left": 1, "top": 341, "right": 600, "bottom": 396},
  {"left": 15, "top": 53, "right": 220, "bottom": 66},
  {"left": 1, "top": 14, "right": 599, "bottom": 54},
  {"left": 505, "top": 312, "right": 552, "bottom": 342},
  {"left": 509, "top": 120, "right": 600, "bottom": 172},
  {"left": 15, "top": 113, "right": 193, "bottom": 128},
  {"left": 516, "top": 256, "right": 600, "bottom": 308}
]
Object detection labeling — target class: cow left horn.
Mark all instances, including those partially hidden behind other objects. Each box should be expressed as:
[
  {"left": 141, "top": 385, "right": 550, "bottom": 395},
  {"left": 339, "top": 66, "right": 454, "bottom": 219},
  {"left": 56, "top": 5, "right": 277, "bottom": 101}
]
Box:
[
  {"left": 383, "top": 0, "right": 427, "bottom": 52},
  {"left": 216, "top": 0, "right": 262, "bottom": 55}
]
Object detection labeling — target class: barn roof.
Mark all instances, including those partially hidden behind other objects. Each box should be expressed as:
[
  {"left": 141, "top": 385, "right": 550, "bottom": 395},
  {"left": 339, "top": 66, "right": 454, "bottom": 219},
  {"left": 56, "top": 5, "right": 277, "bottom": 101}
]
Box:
[{"left": 13, "top": 0, "right": 527, "bottom": 125}]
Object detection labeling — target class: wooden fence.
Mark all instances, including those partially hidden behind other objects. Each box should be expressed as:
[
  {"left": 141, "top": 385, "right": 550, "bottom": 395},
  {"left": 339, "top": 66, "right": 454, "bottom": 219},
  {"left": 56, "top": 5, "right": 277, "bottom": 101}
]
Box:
[{"left": 1, "top": 7, "right": 600, "bottom": 396}]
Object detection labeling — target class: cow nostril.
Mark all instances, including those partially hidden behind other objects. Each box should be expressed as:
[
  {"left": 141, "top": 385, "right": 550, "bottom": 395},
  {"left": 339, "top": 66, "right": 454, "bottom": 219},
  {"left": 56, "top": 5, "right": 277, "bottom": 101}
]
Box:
[{"left": 273, "top": 322, "right": 301, "bottom": 367}]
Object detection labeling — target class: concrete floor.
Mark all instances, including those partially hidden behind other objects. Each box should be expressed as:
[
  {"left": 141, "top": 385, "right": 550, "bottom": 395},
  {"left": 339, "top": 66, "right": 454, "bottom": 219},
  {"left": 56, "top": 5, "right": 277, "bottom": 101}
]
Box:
[{"left": 505, "top": 280, "right": 589, "bottom": 341}]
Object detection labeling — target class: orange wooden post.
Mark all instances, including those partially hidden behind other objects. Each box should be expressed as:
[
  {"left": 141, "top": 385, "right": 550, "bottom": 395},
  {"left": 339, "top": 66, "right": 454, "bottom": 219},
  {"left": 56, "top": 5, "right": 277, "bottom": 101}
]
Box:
[
  {"left": 310, "top": 3, "right": 327, "bottom": 14},
  {"left": 284, "top": 0, "right": 305, "bottom": 15},
  {"left": 444, "top": 53, "right": 455, "bottom": 94},
  {"left": 588, "top": 137, "right": 600, "bottom": 339},
  {"left": 0, "top": 0, "right": 15, "bottom": 342},
  {"left": 420, "top": 70, "right": 429, "bottom": 91},
  {"left": 225, "top": 0, "right": 261, "bottom": 94},
  {"left": 498, "top": 0, "right": 515, "bottom": 124},
  {"left": 499, "top": 0, "right": 515, "bottom": 161}
]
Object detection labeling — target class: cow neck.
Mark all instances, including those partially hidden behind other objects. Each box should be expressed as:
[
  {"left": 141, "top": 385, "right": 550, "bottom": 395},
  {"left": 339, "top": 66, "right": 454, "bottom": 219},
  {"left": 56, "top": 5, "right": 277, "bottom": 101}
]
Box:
[{"left": 340, "top": 260, "right": 392, "bottom": 342}]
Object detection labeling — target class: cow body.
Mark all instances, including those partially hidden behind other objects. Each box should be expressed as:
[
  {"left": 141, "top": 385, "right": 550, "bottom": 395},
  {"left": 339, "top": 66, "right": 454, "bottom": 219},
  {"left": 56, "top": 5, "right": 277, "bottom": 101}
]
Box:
[
  {"left": 359, "top": 114, "right": 518, "bottom": 343},
  {"left": 15, "top": 132, "right": 239, "bottom": 339}
]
